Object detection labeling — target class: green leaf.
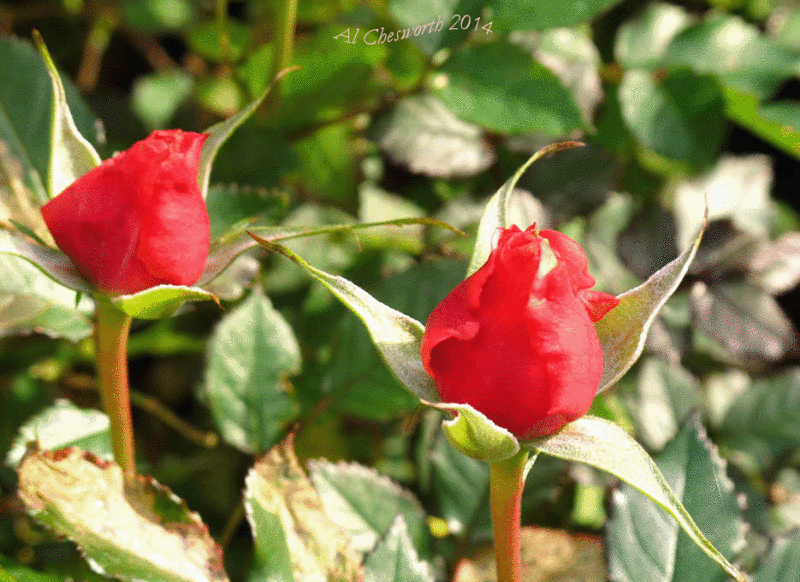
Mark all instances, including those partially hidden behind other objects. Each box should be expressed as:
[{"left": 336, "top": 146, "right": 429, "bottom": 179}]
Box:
[
  {"left": 426, "top": 420, "right": 491, "bottom": 539},
  {"left": 619, "top": 69, "right": 726, "bottom": 166},
  {"left": 0, "top": 228, "right": 92, "bottom": 293},
  {"left": 718, "top": 367, "right": 800, "bottom": 456},
  {"left": 363, "top": 517, "right": 434, "bottom": 582},
  {"left": 595, "top": 207, "right": 705, "bottom": 393},
  {"left": 388, "top": 0, "right": 485, "bottom": 56},
  {"left": 435, "top": 41, "right": 584, "bottom": 135},
  {"left": 490, "top": 0, "right": 623, "bottom": 32},
  {"left": 607, "top": 418, "right": 744, "bottom": 582},
  {"left": 17, "top": 447, "right": 228, "bottom": 582},
  {"left": 32, "top": 32, "right": 101, "bottom": 198},
  {"left": 617, "top": 358, "right": 701, "bottom": 451},
  {"left": 664, "top": 15, "right": 799, "bottom": 99},
  {"left": 0, "top": 249, "right": 93, "bottom": 341},
  {"left": 0, "top": 35, "right": 99, "bottom": 204},
  {"left": 254, "top": 234, "right": 522, "bottom": 460},
  {"left": 752, "top": 532, "right": 800, "bottom": 582},
  {"left": 6, "top": 399, "right": 112, "bottom": 467},
  {"left": 244, "top": 26, "right": 387, "bottom": 131},
  {"left": 723, "top": 87, "right": 800, "bottom": 160},
  {"left": 244, "top": 437, "right": 362, "bottom": 582},
  {"left": 690, "top": 281, "right": 796, "bottom": 363},
  {"left": 131, "top": 70, "right": 194, "bottom": 130},
  {"left": 0, "top": 555, "right": 63, "bottom": 582},
  {"left": 527, "top": 416, "right": 745, "bottom": 581},
  {"left": 371, "top": 94, "right": 495, "bottom": 179},
  {"left": 326, "top": 261, "right": 465, "bottom": 421},
  {"left": 203, "top": 286, "right": 300, "bottom": 454},
  {"left": 251, "top": 235, "right": 437, "bottom": 403},
  {"left": 111, "top": 284, "right": 218, "bottom": 320},
  {"left": 308, "top": 460, "right": 428, "bottom": 554},
  {"left": 187, "top": 19, "right": 251, "bottom": 63},
  {"left": 614, "top": 2, "right": 693, "bottom": 70},
  {"left": 468, "top": 141, "right": 584, "bottom": 276},
  {"left": 198, "top": 67, "right": 293, "bottom": 200},
  {"left": 672, "top": 154, "right": 772, "bottom": 249}
]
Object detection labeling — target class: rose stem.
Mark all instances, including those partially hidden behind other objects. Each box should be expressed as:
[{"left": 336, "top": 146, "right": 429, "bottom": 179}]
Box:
[
  {"left": 95, "top": 300, "right": 135, "bottom": 477},
  {"left": 489, "top": 449, "right": 530, "bottom": 582}
]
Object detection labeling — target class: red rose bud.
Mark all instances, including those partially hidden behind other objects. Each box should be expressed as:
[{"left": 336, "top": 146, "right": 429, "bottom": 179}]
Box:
[
  {"left": 41, "top": 130, "right": 210, "bottom": 295},
  {"left": 421, "top": 225, "right": 619, "bottom": 439}
]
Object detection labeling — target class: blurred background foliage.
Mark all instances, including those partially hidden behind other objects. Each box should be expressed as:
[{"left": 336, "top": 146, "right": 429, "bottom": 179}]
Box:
[{"left": 1, "top": 0, "right": 800, "bottom": 580}]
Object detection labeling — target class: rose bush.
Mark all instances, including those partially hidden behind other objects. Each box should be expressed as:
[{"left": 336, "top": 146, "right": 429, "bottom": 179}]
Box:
[
  {"left": 41, "top": 130, "right": 210, "bottom": 295},
  {"left": 421, "top": 224, "right": 619, "bottom": 439}
]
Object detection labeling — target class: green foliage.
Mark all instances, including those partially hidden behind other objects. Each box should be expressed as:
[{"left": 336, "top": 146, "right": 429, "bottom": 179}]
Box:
[
  {"left": 607, "top": 418, "right": 744, "bottom": 582},
  {"left": 2, "top": 0, "right": 800, "bottom": 579}
]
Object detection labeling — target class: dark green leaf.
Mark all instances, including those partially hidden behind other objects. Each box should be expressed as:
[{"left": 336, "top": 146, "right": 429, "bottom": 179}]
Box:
[
  {"left": 203, "top": 286, "right": 300, "bottom": 454},
  {"left": 619, "top": 69, "right": 725, "bottom": 166},
  {"left": 490, "top": 0, "right": 623, "bottom": 32},
  {"left": 435, "top": 41, "right": 584, "bottom": 135},
  {"left": 720, "top": 367, "right": 800, "bottom": 452},
  {"left": 427, "top": 423, "right": 492, "bottom": 540},
  {"left": 607, "top": 418, "right": 744, "bottom": 582},
  {"left": 325, "top": 261, "right": 466, "bottom": 421},
  {"left": 0, "top": 555, "right": 63, "bottom": 582}
]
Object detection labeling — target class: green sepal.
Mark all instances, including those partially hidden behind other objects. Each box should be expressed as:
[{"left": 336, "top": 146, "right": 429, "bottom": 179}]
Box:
[
  {"left": 33, "top": 31, "right": 101, "bottom": 198},
  {"left": 110, "top": 284, "right": 219, "bottom": 320}
]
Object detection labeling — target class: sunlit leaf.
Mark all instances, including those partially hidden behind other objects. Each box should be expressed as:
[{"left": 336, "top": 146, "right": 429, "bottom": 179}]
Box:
[
  {"left": 308, "top": 460, "right": 428, "bottom": 554},
  {"left": 527, "top": 416, "right": 745, "bottom": 582},
  {"left": 607, "top": 418, "right": 744, "bottom": 582},
  {"left": 17, "top": 447, "right": 228, "bottom": 582},
  {"left": 690, "top": 281, "right": 796, "bottom": 363},
  {"left": 111, "top": 284, "right": 218, "bottom": 320},
  {"left": 363, "top": 517, "right": 434, "bottom": 582},
  {"left": 203, "top": 286, "right": 300, "bottom": 454},
  {"left": 614, "top": 2, "right": 693, "bottom": 69},
  {"left": 371, "top": 94, "right": 495, "bottom": 179},
  {"left": 244, "top": 436, "right": 362, "bottom": 582},
  {"left": 6, "top": 399, "right": 112, "bottom": 467}
]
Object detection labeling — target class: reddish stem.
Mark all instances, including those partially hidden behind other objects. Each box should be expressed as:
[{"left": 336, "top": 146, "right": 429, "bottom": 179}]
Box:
[
  {"left": 489, "top": 449, "right": 529, "bottom": 582},
  {"left": 95, "top": 300, "right": 135, "bottom": 477}
]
